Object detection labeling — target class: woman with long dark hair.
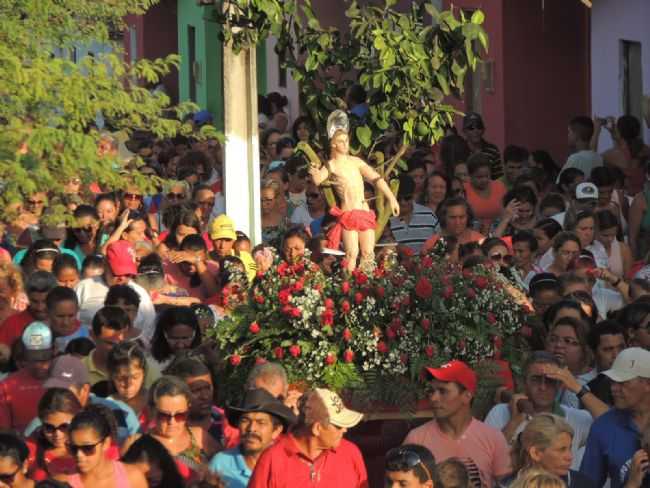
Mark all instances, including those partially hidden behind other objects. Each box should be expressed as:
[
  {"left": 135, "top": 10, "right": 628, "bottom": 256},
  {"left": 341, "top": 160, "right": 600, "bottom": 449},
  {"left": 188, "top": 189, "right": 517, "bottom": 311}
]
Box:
[
  {"left": 151, "top": 306, "right": 202, "bottom": 371},
  {"left": 122, "top": 434, "right": 184, "bottom": 488}
]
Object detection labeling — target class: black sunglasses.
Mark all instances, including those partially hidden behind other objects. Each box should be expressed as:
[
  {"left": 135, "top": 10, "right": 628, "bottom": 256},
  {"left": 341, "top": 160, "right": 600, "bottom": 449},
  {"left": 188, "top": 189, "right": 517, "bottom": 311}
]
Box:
[
  {"left": 385, "top": 446, "right": 432, "bottom": 481},
  {"left": 67, "top": 437, "right": 106, "bottom": 456},
  {"left": 0, "top": 466, "right": 20, "bottom": 485},
  {"left": 42, "top": 422, "right": 70, "bottom": 435},
  {"left": 156, "top": 410, "right": 189, "bottom": 424}
]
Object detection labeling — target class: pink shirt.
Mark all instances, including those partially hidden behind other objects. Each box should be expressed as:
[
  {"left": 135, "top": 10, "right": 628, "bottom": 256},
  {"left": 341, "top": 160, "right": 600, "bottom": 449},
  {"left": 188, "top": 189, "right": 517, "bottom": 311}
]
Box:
[
  {"left": 163, "top": 260, "right": 220, "bottom": 301},
  {"left": 403, "top": 418, "right": 511, "bottom": 488}
]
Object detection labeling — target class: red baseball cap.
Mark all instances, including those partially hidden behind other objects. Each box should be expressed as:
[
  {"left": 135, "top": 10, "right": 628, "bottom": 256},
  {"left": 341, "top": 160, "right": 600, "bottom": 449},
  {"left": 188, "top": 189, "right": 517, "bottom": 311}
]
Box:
[
  {"left": 424, "top": 360, "right": 477, "bottom": 394},
  {"left": 106, "top": 240, "right": 137, "bottom": 276}
]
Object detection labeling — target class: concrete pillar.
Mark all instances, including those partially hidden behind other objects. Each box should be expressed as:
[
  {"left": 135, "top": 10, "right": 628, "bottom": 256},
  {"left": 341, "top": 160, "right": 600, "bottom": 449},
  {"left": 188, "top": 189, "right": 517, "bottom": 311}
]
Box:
[{"left": 222, "top": 42, "right": 262, "bottom": 245}]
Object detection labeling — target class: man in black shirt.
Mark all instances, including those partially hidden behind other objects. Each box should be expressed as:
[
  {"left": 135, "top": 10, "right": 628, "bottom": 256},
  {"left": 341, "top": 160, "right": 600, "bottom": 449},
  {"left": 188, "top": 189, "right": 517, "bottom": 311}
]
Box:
[{"left": 462, "top": 112, "right": 503, "bottom": 180}]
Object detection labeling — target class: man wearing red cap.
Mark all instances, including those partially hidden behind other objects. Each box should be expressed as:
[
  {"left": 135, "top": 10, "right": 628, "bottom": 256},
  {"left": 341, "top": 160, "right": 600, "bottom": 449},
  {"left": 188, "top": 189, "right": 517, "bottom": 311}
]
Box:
[
  {"left": 75, "top": 240, "right": 156, "bottom": 346},
  {"left": 403, "top": 360, "right": 511, "bottom": 488}
]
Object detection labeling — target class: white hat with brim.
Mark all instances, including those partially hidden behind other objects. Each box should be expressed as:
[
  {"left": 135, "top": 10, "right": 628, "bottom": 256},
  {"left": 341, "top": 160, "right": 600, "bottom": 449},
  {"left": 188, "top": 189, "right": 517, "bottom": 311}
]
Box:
[
  {"left": 314, "top": 388, "right": 364, "bottom": 429},
  {"left": 602, "top": 347, "right": 650, "bottom": 383}
]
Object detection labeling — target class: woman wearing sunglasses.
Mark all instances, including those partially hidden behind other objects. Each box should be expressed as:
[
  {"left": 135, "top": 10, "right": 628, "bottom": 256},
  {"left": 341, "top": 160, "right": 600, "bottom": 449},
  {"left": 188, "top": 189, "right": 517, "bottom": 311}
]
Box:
[
  {"left": 384, "top": 444, "right": 436, "bottom": 488},
  {"left": 57, "top": 406, "right": 147, "bottom": 488},
  {"left": 0, "top": 433, "right": 35, "bottom": 488},
  {"left": 26, "top": 388, "right": 82, "bottom": 481},
  {"left": 124, "top": 376, "right": 219, "bottom": 483}
]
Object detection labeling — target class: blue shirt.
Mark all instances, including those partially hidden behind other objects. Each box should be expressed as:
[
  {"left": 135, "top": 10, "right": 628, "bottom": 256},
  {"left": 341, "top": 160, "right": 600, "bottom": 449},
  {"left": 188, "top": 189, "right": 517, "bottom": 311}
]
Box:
[
  {"left": 579, "top": 408, "right": 641, "bottom": 488},
  {"left": 209, "top": 447, "right": 252, "bottom": 488}
]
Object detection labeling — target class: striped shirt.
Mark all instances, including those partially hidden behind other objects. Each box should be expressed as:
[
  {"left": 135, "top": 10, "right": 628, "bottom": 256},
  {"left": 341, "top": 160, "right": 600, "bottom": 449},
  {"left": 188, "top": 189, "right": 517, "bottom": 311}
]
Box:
[{"left": 390, "top": 203, "right": 440, "bottom": 252}]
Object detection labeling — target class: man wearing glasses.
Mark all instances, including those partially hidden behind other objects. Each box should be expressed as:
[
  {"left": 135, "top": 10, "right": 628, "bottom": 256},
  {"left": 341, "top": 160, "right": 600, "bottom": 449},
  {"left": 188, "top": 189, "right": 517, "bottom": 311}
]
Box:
[
  {"left": 403, "top": 360, "right": 511, "bottom": 488},
  {"left": 385, "top": 444, "right": 437, "bottom": 488},
  {"left": 485, "top": 352, "right": 593, "bottom": 469},
  {"left": 462, "top": 112, "right": 503, "bottom": 180}
]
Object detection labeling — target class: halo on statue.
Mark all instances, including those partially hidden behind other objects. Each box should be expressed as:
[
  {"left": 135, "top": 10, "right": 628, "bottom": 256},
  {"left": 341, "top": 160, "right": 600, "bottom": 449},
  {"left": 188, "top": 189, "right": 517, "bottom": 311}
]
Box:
[{"left": 327, "top": 110, "right": 349, "bottom": 140}]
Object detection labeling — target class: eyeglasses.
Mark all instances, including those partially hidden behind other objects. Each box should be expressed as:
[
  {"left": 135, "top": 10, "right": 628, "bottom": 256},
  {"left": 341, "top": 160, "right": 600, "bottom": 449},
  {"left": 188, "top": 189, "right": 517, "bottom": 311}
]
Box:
[
  {"left": 547, "top": 335, "right": 580, "bottom": 347},
  {"left": 164, "top": 330, "right": 197, "bottom": 344},
  {"left": 526, "top": 375, "right": 561, "bottom": 387},
  {"left": 124, "top": 193, "right": 143, "bottom": 201},
  {"left": 67, "top": 438, "right": 106, "bottom": 456},
  {"left": 156, "top": 410, "right": 189, "bottom": 424},
  {"left": 42, "top": 422, "right": 70, "bottom": 435},
  {"left": 385, "top": 447, "right": 432, "bottom": 482},
  {"left": 167, "top": 192, "right": 185, "bottom": 200},
  {"left": 0, "top": 466, "right": 21, "bottom": 485}
]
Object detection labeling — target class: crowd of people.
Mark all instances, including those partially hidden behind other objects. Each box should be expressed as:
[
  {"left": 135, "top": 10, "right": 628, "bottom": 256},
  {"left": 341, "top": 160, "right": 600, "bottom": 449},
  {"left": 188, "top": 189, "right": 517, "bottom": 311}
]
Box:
[{"left": 0, "top": 89, "right": 649, "bottom": 488}]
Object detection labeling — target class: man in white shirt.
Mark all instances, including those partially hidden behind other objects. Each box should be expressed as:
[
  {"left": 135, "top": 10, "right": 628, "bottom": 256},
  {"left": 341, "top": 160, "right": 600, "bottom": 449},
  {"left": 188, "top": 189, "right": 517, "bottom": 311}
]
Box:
[
  {"left": 559, "top": 116, "right": 603, "bottom": 179},
  {"left": 75, "top": 240, "right": 155, "bottom": 347}
]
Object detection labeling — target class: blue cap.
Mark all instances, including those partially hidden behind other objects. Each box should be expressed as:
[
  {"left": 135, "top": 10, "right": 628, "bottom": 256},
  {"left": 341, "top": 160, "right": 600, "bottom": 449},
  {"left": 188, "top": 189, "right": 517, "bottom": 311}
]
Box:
[
  {"left": 22, "top": 321, "right": 53, "bottom": 361},
  {"left": 193, "top": 110, "right": 213, "bottom": 126}
]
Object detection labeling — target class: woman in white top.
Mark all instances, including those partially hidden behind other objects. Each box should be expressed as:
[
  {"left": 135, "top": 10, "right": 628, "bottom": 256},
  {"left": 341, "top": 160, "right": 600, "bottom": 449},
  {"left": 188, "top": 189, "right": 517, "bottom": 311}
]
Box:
[{"left": 595, "top": 208, "right": 632, "bottom": 278}]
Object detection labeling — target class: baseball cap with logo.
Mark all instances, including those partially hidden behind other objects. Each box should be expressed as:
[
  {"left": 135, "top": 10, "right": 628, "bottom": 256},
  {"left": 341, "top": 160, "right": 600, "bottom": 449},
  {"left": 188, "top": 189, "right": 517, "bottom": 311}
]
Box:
[
  {"left": 575, "top": 182, "right": 599, "bottom": 200},
  {"left": 209, "top": 215, "right": 237, "bottom": 241},
  {"left": 424, "top": 360, "right": 477, "bottom": 394},
  {"left": 22, "top": 322, "right": 54, "bottom": 361},
  {"left": 602, "top": 347, "right": 650, "bottom": 383},
  {"left": 300, "top": 388, "right": 363, "bottom": 429},
  {"left": 106, "top": 240, "right": 137, "bottom": 276},
  {"left": 44, "top": 354, "right": 90, "bottom": 389}
]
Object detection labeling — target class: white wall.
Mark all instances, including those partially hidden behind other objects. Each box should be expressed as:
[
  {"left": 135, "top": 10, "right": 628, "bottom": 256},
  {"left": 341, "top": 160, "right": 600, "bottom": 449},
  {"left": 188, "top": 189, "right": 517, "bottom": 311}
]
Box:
[{"left": 591, "top": 0, "right": 650, "bottom": 150}]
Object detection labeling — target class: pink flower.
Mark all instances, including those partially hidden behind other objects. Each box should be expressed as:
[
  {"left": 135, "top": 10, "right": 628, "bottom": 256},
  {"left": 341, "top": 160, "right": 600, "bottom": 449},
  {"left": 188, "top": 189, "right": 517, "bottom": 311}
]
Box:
[
  {"left": 289, "top": 345, "right": 301, "bottom": 357},
  {"left": 249, "top": 322, "right": 261, "bottom": 334},
  {"left": 343, "top": 349, "right": 355, "bottom": 363},
  {"left": 229, "top": 355, "right": 241, "bottom": 366}
]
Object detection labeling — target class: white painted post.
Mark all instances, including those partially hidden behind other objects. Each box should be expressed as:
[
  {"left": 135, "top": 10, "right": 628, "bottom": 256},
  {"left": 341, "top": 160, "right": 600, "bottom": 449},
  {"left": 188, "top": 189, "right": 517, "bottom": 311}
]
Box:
[{"left": 222, "top": 42, "right": 262, "bottom": 245}]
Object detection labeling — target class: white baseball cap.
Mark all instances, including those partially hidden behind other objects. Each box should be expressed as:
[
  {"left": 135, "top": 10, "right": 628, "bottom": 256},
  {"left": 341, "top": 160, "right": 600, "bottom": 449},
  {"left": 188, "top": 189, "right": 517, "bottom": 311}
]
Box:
[
  {"left": 602, "top": 347, "right": 650, "bottom": 382},
  {"left": 575, "top": 182, "right": 598, "bottom": 200}
]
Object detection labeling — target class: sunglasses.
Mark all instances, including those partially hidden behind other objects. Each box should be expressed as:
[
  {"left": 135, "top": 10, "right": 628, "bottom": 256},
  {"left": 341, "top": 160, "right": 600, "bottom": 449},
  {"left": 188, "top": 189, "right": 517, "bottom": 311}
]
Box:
[
  {"left": 156, "top": 410, "right": 189, "bottom": 424},
  {"left": 67, "top": 438, "right": 105, "bottom": 456},
  {"left": 0, "top": 467, "right": 21, "bottom": 485},
  {"left": 124, "top": 193, "right": 143, "bottom": 201},
  {"left": 42, "top": 422, "right": 70, "bottom": 435},
  {"left": 385, "top": 447, "right": 432, "bottom": 481},
  {"left": 167, "top": 192, "right": 185, "bottom": 200}
]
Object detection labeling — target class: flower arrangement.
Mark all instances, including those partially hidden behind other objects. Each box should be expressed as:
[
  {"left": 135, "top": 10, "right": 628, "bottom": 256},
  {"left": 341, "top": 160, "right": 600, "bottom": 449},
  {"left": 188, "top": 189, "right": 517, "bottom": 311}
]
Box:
[{"left": 210, "top": 246, "right": 531, "bottom": 407}]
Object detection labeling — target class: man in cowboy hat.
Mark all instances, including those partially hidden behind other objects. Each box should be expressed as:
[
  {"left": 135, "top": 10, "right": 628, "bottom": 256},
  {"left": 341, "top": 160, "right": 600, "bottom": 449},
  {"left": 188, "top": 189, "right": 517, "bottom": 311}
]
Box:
[{"left": 208, "top": 388, "right": 297, "bottom": 488}]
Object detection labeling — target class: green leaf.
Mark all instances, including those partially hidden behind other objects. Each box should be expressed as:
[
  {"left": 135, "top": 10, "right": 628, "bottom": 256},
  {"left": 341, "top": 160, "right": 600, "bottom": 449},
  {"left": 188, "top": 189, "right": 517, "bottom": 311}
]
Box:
[
  {"left": 356, "top": 125, "right": 372, "bottom": 148},
  {"left": 471, "top": 10, "right": 485, "bottom": 25},
  {"left": 424, "top": 3, "right": 440, "bottom": 21}
]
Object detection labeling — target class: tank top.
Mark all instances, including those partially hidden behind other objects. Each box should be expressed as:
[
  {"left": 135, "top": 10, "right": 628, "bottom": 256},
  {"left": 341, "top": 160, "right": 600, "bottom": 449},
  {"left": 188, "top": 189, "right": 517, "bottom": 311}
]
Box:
[
  {"left": 607, "top": 239, "right": 624, "bottom": 278},
  {"left": 66, "top": 461, "right": 131, "bottom": 488}
]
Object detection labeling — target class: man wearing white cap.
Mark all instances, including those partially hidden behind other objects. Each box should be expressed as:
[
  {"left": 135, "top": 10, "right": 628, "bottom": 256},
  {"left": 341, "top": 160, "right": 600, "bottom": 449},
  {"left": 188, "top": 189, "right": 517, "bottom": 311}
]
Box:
[
  {"left": 248, "top": 388, "right": 368, "bottom": 487},
  {"left": 580, "top": 347, "right": 650, "bottom": 488}
]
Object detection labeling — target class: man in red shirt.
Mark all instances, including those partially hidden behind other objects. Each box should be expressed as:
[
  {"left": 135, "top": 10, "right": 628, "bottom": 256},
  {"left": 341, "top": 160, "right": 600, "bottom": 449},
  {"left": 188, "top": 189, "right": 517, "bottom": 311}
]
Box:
[
  {"left": 248, "top": 388, "right": 368, "bottom": 488},
  {"left": 0, "top": 321, "right": 53, "bottom": 432},
  {"left": 0, "top": 271, "right": 57, "bottom": 354}
]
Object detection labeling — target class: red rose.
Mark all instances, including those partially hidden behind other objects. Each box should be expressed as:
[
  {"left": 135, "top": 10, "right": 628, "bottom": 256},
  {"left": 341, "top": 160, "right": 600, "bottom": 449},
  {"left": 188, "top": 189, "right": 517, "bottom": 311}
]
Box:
[
  {"left": 274, "top": 347, "right": 284, "bottom": 359},
  {"left": 424, "top": 345, "right": 435, "bottom": 358},
  {"left": 354, "top": 292, "right": 364, "bottom": 305},
  {"left": 473, "top": 276, "right": 489, "bottom": 289},
  {"left": 291, "top": 307, "right": 302, "bottom": 318},
  {"left": 415, "top": 277, "right": 433, "bottom": 299},
  {"left": 324, "top": 298, "right": 335, "bottom": 309},
  {"left": 377, "top": 341, "right": 389, "bottom": 353},
  {"left": 255, "top": 357, "right": 267, "bottom": 365},
  {"left": 376, "top": 286, "right": 385, "bottom": 298},
  {"left": 314, "top": 284, "right": 322, "bottom": 292},
  {"left": 487, "top": 312, "right": 497, "bottom": 325},
  {"left": 249, "top": 322, "right": 261, "bottom": 334},
  {"left": 321, "top": 309, "right": 334, "bottom": 325},
  {"left": 421, "top": 256, "right": 433, "bottom": 268},
  {"left": 277, "top": 262, "right": 289, "bottom": 276},
  {"left": 341, "top": 300, "right": 351, "bottom": 314},
  {"left": 421, "top": 318, "right": 431, "bottom": 331},
  {"left": 343, "top": 328, "right": 353, "bottom": 342},
  {"left": 255, "top": 295, "right": 265, "bottom": 304},
  {"left": 289, "top": 345, "right": 301, "bottom": 357},
  {"left": 466, "top": 288, "right": 476, "bottom": 299},
  {"left": 386, "top": 327, "right": 397, "bottom": 340},
  {"left": 462, "top": 268, "right": 473, "bottom": 279},
  {"left": 278, "top": 289, "right": 291, "bottom": 305},
  {"left": 354, "top": 271, "right": 368, "bottom": 285},
  {"left": 343, "top": 349, "right": 354, "bottom": 363},
  {"left": 373, "top": 267, "right": 385, "bottom": 278},
  {"left": 282, "top": 305, "right": 293, "bottom": 315},
  {"left": 291, "top": 262, "right": 305, "bottom": 274},
  {"left": 325, "top": 353, "right": 336, "bottom": 365},
  {"left": 442, "top": 286, "right": 454, "bottom": 299},
  {"left": 293, "top": 280, "right": 304, "bottom": 292},
  {"left": 229, "top": 355, "right": 241, "bottom": 366},
  {"left": 341, "top": 281, "right": 350, "bottom": 294}
]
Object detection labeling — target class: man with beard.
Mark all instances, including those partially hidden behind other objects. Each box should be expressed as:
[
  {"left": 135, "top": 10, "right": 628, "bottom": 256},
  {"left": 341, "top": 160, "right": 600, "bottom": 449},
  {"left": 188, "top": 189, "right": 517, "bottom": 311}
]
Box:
[
  {"left": 403, "top": 360, "right": 511, "bottom": 488},
  {"left": 209, "top": 388, "right": 296, "bottom": 488}
]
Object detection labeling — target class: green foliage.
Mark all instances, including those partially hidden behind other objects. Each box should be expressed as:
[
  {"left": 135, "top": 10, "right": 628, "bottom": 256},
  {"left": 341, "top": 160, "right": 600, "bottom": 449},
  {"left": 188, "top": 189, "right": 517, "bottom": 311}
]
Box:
[{"left": 0, "top": 0, "right": 211, "bottom": 217}]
